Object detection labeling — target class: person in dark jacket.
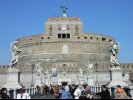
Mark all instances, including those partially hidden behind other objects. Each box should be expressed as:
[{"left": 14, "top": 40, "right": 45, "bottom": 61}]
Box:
[
  {"left": 0, "top": 87, "right": 10, "bottom": 99},
  {"left": 70, "top": 84, "right": 77, "bottom": 99},
  {"left": 80, "top": 85, "right": 94, "bottom": 99},
  {"left": 35, "top": 85, "right": 41, "bottom": 97},
  {"left": 96, "top": 85, "right": 110, "bottom": 99}
]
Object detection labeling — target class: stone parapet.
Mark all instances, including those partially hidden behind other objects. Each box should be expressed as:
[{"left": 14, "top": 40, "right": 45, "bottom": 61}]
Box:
[
  {"left": 0, "top": 63, "right": 133, "bottom": 73},
  {"left": 16, "top": 33, "right": 115, "bottom": 47}
]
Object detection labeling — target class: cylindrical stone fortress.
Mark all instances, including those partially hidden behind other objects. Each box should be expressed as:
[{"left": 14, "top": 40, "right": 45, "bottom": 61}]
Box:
[{"left": 15, "top": 17, "right": 115, "bottom": 74}]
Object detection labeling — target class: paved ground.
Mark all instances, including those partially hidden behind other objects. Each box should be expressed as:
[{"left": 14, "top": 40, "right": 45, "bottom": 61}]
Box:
[
  {"left": 31, "top": 95, "right": 72, "bottom": 99},
  {"left": 32, "top": 95, "right": 55, "bottom": 99}
]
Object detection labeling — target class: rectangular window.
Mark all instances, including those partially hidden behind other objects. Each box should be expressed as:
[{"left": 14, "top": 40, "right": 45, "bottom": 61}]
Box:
[
  {"left": 49, "top": 25, "right": 52, "bottom": 30},
  {"left": 58, "top": 34, "right": 61, "bottom": 39},
  {"left": 58, "top": 25, "right": 61, "bottom": 30},
  {"left": 62, "top": 34, "right": 66, "bottom": 39},
  {"left": 67, "top": 33, "right": 70, "bottom": 39},
  {"left": 75, "top": 25, "right": 78, "bottom": 30},
  {"left": 76, "top": 30, "right": 79, "bottom": 35},
  {"left": 49, "top": 32, "right": 52, "bottom": 36},
  {"left": 67, "top": 25, "right": 70, "bottom": 30},
  {"left": 49, "top": 30, "right": 52, "bottom": 36},
  {"left": 58, "top": 33, "right": 70, "bottom": 39}
]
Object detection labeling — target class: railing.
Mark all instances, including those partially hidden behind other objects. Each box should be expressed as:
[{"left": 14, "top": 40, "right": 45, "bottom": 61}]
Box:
[
  {"left": 2, "top": 86, "right": 133, "bottom": 99},
  {"left": 7, "top": 87, "right": 36, "bottom": 99},
  {"left": 130, "top": 87, "right": 133, "bottom": 99},
  {"left": 90, "top": 86, "right": 133, "bottom": 99}
]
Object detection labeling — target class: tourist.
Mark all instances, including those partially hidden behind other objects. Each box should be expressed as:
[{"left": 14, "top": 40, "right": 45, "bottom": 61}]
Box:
[
  {"left": 74, "top": 85, "right": 82, "bottom": 99},
  {"left": 45, "top": 85, "right": 49, "bottom": 95},
  {"left": 79, "top": 85, "right": 94, "bottom": 99},
  {"left": 65, "top": 85, "right": 70, "bottom": 97},
  {"left": 65, "top": 85, "right": 69, "bottom": 93},
  {"left": 16, "top": 88, "right": 31, "bottom": 99},
  {"left": 114, "top": 85, "right": 128, "bottom": 99},
  {"left": 35, "top": 85, "right": 41, "bottom": 97},
  {"left": 0, "top": 87, "right": 10, "bottom": 99},
  {"left": 59, "top": 85, "right": 62, "bottom": 98},
  {"left": 50, "top": 85, "right": 54, "bottom": 96},
  {"left": 69, "top": 85, "right": 72, "bottom": 94},
  {"left": 54, "top": 84, "right": 60, "bottom": 99},
  {"left": 70, "top": 84, "right": 76, "bottom": 99},
  {"left": 40, "top": 86, "right": 45, "bottom": 95},
  {"left": 61, "top": 87, "right": 68, "bottom": 99},
  {"left": 79, "top": 85, "right": 85, "bottom": 99},
  {"left": 96, "top": 85, "right": 110, "bottom": 99},
  {"left": 127, "top": 94, "right": 132, "bottom": 99}
]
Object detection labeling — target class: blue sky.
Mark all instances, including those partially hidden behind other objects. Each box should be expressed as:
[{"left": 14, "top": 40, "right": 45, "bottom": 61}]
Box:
[{"left": 0, "top": 0, "right": 133, "bottom": 65}]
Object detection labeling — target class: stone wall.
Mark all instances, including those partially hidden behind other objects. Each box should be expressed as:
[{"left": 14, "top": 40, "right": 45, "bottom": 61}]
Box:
[
  {"left": 15, "top": 33, "right": 114, "bottom": 72},
  {"left": 0, "top": 64, "right": 132, "bottom": 87}
]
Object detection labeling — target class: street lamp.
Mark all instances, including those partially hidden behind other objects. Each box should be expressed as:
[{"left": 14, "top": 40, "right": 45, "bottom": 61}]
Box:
[
  {"left": 83, "top": 70, "right": 85, "bottom": 83},
  {"left": 95, "top": 63, "right": 98, "bottom": 86},
  {"left": 31, "top": 64, "right": 34, "bottom": 87},
  {"left": 109, "top": 70, "right": 112, "bottom": 82}
]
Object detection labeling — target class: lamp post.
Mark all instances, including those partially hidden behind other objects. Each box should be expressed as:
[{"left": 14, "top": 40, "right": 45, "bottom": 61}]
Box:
[
  {"left": 87, "top": 75, "right": 88, "bottom": 84},
  {"left": 76, "top": 75, "right": 79, "bottom": 85},
  {"left": 109, "top": 70, "right": 112, "bottom": 82},
  {"left": 31, "top": 64, "right": 34, "bottom": 87},
  {"left": 83, "top": 71, "right": 85, "bottom": 83},
  {"left": 95, "top": 63, "right": 98, "bottom": 86}
]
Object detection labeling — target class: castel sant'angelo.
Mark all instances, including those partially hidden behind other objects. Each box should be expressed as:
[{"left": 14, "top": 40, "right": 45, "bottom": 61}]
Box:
[{"left": 0, "top": 7, "right": 133, "bottom": 87}]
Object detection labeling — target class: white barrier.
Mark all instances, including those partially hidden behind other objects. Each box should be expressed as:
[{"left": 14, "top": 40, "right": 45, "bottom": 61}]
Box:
[
  {"left": 130, "top": 87, "right": 133, "bottom": 99},
  {"left": 3, "top": 85, "right": 133, "bottom": 99},
  {"left": 6, "top": 87, "right": 36, "bottom": 99}
]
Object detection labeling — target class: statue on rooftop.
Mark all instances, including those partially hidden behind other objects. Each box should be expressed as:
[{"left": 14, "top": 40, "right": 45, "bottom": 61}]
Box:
[
  {"left": 60, "top": 6, "right": 68, "bottom": 17},
  {"left": 60, "top": 6, "right": 68, "bottom": 13}
]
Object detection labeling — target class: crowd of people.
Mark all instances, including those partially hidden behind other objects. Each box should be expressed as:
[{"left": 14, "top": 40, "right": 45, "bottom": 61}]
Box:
[{"left": 0, "top": 84, "right": 132, "bottom": 99}]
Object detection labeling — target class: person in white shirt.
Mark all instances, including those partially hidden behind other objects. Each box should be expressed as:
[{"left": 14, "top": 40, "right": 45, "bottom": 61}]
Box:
[
  {"left": 17, "top": 88, "right": 31, "bottom": 99},
  {"left": 65, "top": 85, "right": 69, "bottom": 92},
  {"left": 74, "top": 85, "right": 82, "bottom": 99}
]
